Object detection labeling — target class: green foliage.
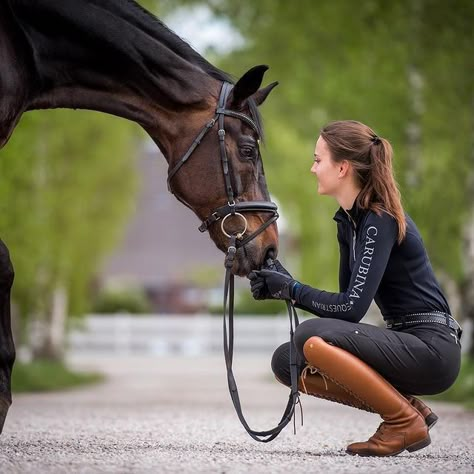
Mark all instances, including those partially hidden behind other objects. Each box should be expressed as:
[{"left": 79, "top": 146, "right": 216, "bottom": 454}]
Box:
[
  {"left": 92, "top": 288, "right": 152, "bottom": 314},
  {"left": 0, "top": 109, "right": 139, "bottom": 347},
  {"left": 12, "top": 360, "right": 103, "bottom": 393}
]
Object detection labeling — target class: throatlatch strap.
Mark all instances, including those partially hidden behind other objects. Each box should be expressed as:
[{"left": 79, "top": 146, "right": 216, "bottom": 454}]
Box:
[{"left": 223, "top": 245, "right": 302, "bottom": 443}]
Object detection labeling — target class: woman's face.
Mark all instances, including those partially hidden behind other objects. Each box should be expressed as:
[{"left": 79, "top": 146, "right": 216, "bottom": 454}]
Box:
[{"left": 311, "top": 136, "right": 342, "bottom": 196}]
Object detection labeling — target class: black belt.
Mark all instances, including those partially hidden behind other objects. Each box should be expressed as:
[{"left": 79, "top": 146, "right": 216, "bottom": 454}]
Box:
[{"left": 385, "top": 312, "right": 463, "bottom": 339}]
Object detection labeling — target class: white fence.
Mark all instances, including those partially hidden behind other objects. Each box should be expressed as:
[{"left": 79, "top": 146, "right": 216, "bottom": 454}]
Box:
[
  {"left": 67, "top": 313, "right": 471, "bottom": 356},
  {"left": 68, "top": 314, "right": 308, "bottom": 356}
]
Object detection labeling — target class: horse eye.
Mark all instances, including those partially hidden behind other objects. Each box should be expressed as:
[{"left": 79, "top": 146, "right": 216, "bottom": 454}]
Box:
[{"left": 240, "top": 146, "right": 256, "bottom": 160}]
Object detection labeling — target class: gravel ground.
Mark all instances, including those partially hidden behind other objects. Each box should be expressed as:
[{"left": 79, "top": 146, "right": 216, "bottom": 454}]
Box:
[{"left": 1, "top": 354, "right": 473, "bottom": 473}]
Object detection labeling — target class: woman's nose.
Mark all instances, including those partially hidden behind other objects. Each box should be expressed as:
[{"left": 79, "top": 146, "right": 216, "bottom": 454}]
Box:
[{"left": 310, "top": 163, "right": 317, "bottom": 174}]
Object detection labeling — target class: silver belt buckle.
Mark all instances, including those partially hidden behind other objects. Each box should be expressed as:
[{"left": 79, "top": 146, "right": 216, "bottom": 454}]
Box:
[{"left": 453, "top": 319, "right": 463, "bottom": 340}]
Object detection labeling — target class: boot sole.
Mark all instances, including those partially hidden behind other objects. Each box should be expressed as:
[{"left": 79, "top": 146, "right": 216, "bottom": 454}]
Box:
[
  {"left": 346, "top": 434, "right": 431, "bottom": 457},
  {"left": 406, "top": 434, "right": 432, "bottom": 453}
]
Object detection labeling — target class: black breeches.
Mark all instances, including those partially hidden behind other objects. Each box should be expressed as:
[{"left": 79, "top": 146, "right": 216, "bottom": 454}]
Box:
[{"left": 271, "top": 317, "right": 461, "bottom": 396}]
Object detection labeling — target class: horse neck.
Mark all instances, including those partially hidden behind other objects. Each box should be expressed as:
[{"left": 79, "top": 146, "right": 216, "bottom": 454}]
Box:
[
  {"left": 2, "top": 0, "right": 222, "bottom": 157},
  {"left": 0, "top": 2, "right": 34, "bottom": 146}
]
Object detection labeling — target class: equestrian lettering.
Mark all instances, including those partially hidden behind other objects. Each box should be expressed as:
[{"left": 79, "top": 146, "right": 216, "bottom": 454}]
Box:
[
  {"left": 349, "top": 226, "right": 377, "bottom": 299},
  {"left": 311, "top": 301, "right": 353, "bottom": 312},
  {"left": 309, "top": 225, "right": 378, "bottom": 312}
]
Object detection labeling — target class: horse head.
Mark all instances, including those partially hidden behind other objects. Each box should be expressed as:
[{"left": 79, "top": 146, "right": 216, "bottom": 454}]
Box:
[{"left": 165, "top": 66, "right": 279, "bottom": 276}]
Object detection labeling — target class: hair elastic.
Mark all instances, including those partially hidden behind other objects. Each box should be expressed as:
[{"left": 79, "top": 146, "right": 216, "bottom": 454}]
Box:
[{"left": 370, "top": 135, "right": 381, "bottom": 145}]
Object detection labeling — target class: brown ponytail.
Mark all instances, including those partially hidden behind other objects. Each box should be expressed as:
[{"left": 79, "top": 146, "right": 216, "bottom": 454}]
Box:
[{"left": 321, "top": 120, "right": 406, "bottom": 243}]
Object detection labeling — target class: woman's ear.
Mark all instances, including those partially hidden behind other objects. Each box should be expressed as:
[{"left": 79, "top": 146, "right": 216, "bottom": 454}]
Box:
[{"left": 338, "top": 160, "right": 351, "bottom": 179}]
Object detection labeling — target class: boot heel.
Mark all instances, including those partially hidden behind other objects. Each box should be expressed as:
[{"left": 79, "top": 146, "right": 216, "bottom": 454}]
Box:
[
  {"left": 426, "top": 412, "right": 438, "bottom": 429},
  {"left": 406, "top": 434, "right": 431, "bottom": 453}
]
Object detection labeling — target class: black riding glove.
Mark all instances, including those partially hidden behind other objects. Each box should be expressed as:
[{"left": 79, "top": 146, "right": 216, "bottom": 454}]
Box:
[
  {"left": 248, "top": 259, "right": 293, "bottom": 300},
  {"left": 248, "top": 271, "right": 268, "bottom": 300},
  {"left": 252, "top": 269, "right": 299, "bottom": 300},
  {"left": 271, "top": 259, "right": 293, "bottom": 278}
]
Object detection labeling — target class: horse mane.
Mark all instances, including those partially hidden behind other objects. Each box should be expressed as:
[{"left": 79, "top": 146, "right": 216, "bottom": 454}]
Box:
[
  {"left": 4, "top": 0, "right": 264, "bottom": 139},
  {"left": 7, "top": 0, "right": 229, "bottom": 98},
  {"left": 126, "top": 0, "right": 264, "bottom": 138},
  {"left": 125, "top": 0, "right": 264, "bottom": 136},
  {"left": 123, "top": 0, "right": 233, "bottom": 84}
]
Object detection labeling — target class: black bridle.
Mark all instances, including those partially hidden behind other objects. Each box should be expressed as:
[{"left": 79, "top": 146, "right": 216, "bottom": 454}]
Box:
[
  {"left": 167, "top": 81, "right": 279, "bottom": 244},
  {"left": 167, "top": 81, "right": 301, "bottom": 442}
]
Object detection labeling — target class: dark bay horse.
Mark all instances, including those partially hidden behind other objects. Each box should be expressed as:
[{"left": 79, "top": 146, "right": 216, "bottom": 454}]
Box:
[{"left": 0, "top": 0, "right": 279, "bottom": 432}]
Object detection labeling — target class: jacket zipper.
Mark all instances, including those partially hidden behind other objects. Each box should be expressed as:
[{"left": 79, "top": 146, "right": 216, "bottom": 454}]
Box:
[
  {"left": 352, "top": 229, "right": 356, "bottom": 262},
  {"left": 345, "top": 212, "right": 357, "bottom": 262}
]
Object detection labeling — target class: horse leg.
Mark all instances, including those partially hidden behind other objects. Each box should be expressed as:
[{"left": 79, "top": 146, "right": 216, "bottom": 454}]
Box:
[{"left": 0, "top": 240, "right": 15, "bottom": 434}]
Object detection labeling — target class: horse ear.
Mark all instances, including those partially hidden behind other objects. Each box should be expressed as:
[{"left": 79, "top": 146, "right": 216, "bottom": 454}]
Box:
[
  {"left": 252, "top": 81, "right": 278, "bottom": 106},
  {"left": 230, "top": 65, "right": 269, "bottom": 108}
]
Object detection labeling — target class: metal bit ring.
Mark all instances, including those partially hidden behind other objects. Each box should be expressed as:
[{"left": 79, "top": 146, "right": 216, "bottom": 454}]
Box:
[{"left": 221, "top": 212, "right": 248, "bottom": 240}]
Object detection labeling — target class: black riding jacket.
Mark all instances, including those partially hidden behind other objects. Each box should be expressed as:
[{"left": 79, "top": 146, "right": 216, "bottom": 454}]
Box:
[{"left": 294, "top": 204, "right": 451, "bottom": 322}]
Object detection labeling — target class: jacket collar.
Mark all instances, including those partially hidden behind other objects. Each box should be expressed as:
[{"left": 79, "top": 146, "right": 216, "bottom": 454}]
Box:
[{"left": 333, "top": 199, "right": 365, "bottom": 227}]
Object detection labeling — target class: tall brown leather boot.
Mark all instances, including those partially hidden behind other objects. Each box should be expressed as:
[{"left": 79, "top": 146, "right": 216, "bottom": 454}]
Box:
[
  {"left": 297, "top": 369, "right": 438, "bottom": 430},
  {"left": 303, "top": 336, "right": 430, "bottom": 457},
  {"left": 297, "top": 366, "right": 376, "bottom": 413}
]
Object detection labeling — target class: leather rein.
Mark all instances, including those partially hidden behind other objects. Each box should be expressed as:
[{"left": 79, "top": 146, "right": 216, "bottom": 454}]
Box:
[{"left": 167, "top": 81, "right": 301, "bottom": 442}]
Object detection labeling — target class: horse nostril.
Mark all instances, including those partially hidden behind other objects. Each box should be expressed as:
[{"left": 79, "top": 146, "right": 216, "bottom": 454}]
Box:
[{"left": 264, "top": 246, "right": 277, "bottom": 261}]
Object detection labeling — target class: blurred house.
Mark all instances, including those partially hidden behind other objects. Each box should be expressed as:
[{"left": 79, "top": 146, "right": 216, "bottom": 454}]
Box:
[{"left": 99, "top": 141, "right": 224, "bottom": 313}]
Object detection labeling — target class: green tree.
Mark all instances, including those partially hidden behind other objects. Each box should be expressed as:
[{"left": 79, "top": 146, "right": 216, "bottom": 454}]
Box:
[
  {"left": 0, "top": 110, "right": 139, "bottom": 359},
  {"left": 163, "top": 0, "right": 474, "bottom": 329}
]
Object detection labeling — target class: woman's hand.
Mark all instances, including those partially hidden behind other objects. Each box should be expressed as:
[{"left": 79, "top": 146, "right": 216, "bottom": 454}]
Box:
[
  {"left": 254, "top": 269, "right": 297, "bottom": 300},
  {"left": 272, "top": 259, "right": 293, "bottom": 278},
  {"left": 248, "top": 259, "right": 294, "bottom": 300},
  {"left": 248, "top": 271, "right": 270, "bottom": 300}
]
